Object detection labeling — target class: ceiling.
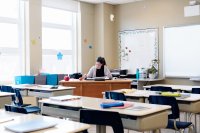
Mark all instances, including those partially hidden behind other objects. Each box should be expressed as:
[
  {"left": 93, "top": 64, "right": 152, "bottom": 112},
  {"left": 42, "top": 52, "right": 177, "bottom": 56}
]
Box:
[{"left": 78, "top": 0, "right": 143, "bottom": 5}]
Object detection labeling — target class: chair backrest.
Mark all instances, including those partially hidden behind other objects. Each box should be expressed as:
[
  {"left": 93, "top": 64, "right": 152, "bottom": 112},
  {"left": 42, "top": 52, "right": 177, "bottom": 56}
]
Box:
[
  {"left": 150, "top": 86, "right": 174, "bottom": 92},
  {"left": 148, "top": 96, "right": 179, "bottom": 119},
  {"left": 1, "top": 86, "right": 16, "bottom": 102},
  {"left": 105, "top": 91, "right": 126, "bottom": 101},
  {"left": 57, "top": 74, "right": 66, "bottom": 83},
  {"left": 15, "top": 76, "right": 35, "bottom": 84},
  {"left": 191, "top": 88, "right": 200, "bottom": 94},
  {"left": 35, "top": 75, "right": 46, "bottom": 85},
  {"left": 80, "top": 109, "right": 124, "bottom": 133},
  {"left": 46, "top": 74, "right": 58, "bottom": 85},
  {"left": 5, "top": 104, "right": 27, "bottom": 114},
  {"left": 13, "top": 89, "right": 24, "bottom": 106}
]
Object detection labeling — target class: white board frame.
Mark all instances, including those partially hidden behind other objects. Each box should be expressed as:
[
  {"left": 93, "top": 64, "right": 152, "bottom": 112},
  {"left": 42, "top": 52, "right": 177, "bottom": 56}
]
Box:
[{"left": 119, "top": 28, "right": 158, "bottom": 74}]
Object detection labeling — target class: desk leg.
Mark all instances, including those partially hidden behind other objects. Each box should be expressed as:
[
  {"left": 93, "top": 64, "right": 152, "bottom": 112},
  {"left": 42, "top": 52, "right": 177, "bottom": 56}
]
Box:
[{"left": 96, "top": 125, "right": 106, "bottom": 133}]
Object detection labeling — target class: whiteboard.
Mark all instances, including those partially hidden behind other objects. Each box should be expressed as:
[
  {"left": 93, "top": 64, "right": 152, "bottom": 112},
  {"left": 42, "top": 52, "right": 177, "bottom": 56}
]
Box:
[
  {"left": 119, "top": 29, "right": 158, "bottom": 74},
  {"left": 164, "top": 25, "right": 200, "bottom": 77}
]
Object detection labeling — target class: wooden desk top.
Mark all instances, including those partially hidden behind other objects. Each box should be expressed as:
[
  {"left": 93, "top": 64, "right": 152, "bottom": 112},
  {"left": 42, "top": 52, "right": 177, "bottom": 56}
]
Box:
[
  {"left": 12, "top": 84, "right": 75, "bottom": 92},
  {"left": 59, "top": 79, "right": 132, "bottom": 84},
  {"left": 0, "top": 110, "right": 90, "bottom": 133},
  {"left": 143, "top": 84, "right": 200, "bottom": 91},
  {"left": 40, "top": 96, "right": 170, "bottom": 117},
  {"left": 0, "top": 92, "right": 14, "bottom": 97},
  {"left": 113, "top": 89, "right": 200, "bottom": 102}
]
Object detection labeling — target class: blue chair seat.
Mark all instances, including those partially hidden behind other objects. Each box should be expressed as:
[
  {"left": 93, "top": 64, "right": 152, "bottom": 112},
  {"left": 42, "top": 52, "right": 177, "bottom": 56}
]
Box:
[
  {"left": 167, "top": 120, "right": 192, "bottom": 130},
  {"left": 24, "top": 106, "right": 41, "bottom": 114}
]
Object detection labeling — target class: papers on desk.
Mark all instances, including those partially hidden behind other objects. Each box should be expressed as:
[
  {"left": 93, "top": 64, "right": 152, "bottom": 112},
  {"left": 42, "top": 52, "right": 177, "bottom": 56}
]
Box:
[
  {"left": 120, "top": 89, "right": 135, "bottom": 94},
  {"left": 50, "top": 95, "right": 81, "bottom": 102},
  {"left": 126, "top": 106, "right": 151, "bottom": 111},
  {"left": 5, "top": 119, "right": 57, "bottom": 133}
]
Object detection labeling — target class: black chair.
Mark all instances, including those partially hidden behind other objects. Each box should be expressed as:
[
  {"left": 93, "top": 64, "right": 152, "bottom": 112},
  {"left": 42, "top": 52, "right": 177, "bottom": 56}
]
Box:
[
  {"left": 1, "top": 86, "right": 40, "bottom": 114},
  {"left": 149, "top": 96, "right": 193, "bottom": 133},
  {"left": 5, "top": 104, "right": 28, "bottom": 114},
  {"left": 191, "top": 88, "right": 200, "bottom": 94},
  {"left": 150, "top": 86, "right": 174, "bottom": 92},
  {"left": 80, "top": 109, "right": 124, "bottom": 133},
  {"left": 105, "top": 91, "right": 126, "bottom": 101}
]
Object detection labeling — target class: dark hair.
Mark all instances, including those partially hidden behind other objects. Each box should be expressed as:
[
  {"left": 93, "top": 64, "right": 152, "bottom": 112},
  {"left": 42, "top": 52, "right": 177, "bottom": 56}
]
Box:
[{"left": 96, "top": 56, "right": 106, "bottom": 66}]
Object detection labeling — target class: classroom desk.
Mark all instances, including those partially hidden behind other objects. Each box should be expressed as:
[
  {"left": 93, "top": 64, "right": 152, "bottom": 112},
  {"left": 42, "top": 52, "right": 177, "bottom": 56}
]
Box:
[
  {"left": 107, "top": 89, "right": 200, "bottom": 113},
  {"left": 143, "top": 84, "right": 200, "bottom": 92},
  {"left": 40, "top": 96, "right": 170, "bottom": 133},
  {"left": 0, "top": 92, "right": 14, "bottom": 108},
  {"left": 59, "top": 79, "right": 131, "bottom": 98},
  {"left": 130, "top": 78, "right": 164, "bottom": 89},
  {"left": 12, "top": 84, "right": 75, "bottom": 106},
  {"left": 0, "top": 110, "right": 90, "bottom": 133}
]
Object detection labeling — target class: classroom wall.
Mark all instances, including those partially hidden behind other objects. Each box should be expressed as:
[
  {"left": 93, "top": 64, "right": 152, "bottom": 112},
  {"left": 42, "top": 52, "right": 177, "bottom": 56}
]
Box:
[
  {"left": 80, "top": 2, "right": 117, "bottom": 73},
  {"left": 94, "top": 3, "right": 117, "bottom": 69},
  {"left": 115, "top": 0, "right": 200, "bottom": 85},
  {"left": 80, "top": 2, "right": 95, "bottom": 74}
]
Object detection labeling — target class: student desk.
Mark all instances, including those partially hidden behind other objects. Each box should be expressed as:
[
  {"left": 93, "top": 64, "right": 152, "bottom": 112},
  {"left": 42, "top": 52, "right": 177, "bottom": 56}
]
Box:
[
  {"left": 108, "top": 89, "right": 200, "bottom": 132},
  {"left": 0, "top": 92, "right": 14, "bottom": 108},
  {"left": 59, "top": 79, "right": 131, "bottom": 98},
  {"left": 40, "top": 96, "right": 170, "bottom": 133},
  {"left": 12, "top": 84, "right": 75, "bottom": 106},
  {"left": 130, "top": 78, "right": 164, "bottom": 89},
  {"left": 108, "top": 89, "right": 200, "bottom": 113},
  {"left": 143, "top": 84, "right": 200, "bottom": 92},
  {"left": 0, "top": 110, "right": 90, "bottom": 133}
]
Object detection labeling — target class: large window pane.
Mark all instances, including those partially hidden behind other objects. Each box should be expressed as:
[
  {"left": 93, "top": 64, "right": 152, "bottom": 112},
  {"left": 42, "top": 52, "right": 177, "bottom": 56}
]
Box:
[
  {"left": 42, "top": 27, "right": 72, "bottom": 50},
  {"left": 42, "top": 55, "right": 73, "bottom": 74},
  {"left": 0, "top": 0, "right": 19, "bottom": 18},
  {"left": 0, "top": 54, "right": 21, "bottom": 81},
  {"left": 0, "top": 23, "right": 18, "bottom": 48},
  {"left": 42, "top": 7, "right": 72, "bottom": 25}
]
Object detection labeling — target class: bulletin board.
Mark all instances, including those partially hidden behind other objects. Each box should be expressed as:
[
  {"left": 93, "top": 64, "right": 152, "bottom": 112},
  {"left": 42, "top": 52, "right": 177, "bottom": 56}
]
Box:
[{"left": 119, "top": 28, "right": 158, "bottom": 74}]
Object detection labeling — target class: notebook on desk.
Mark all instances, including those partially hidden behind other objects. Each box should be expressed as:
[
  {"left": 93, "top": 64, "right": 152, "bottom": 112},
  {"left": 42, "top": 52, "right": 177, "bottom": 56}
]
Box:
[
  {"left": 5, "top": 119, "right": 57, "bottom": 133},
  {"left": 86, "top": 77, "right": 110, "bottom": 81}
]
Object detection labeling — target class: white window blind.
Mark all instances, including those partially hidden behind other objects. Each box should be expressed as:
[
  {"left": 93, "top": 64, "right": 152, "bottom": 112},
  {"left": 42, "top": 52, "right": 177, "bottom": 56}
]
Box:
[
  {"left": 0, "top": 0, "right": 24, "bottom": 82},
  {"left": 42, "top": 0, "right": 77, "bottom": 74},
  {"left": 164, "top": 25, "right": 200, "bottom": 77}
]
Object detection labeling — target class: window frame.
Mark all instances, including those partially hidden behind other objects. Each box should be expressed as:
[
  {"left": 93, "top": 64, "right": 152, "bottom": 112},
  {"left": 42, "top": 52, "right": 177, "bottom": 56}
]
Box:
[{"left": 42, "top": 5, "right": 77, "bottom": 74}]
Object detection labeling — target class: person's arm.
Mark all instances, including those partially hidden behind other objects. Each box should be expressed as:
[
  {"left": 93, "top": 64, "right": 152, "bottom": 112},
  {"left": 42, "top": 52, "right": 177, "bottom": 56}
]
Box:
[
  {"left": 104, "top": 66, "right": 112, "bottom": 79},
  {"left": 86, "top": 66, "right": 96, "bottom": 78}
]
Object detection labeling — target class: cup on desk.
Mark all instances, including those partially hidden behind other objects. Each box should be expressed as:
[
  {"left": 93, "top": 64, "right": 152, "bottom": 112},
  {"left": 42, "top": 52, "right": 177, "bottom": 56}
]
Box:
[{"left": 112, "top": 77, "right": 117, "bottom": 80}]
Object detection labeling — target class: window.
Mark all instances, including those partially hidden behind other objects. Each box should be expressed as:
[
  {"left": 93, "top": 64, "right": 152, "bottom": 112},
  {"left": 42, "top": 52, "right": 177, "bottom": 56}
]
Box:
[
  {"left": 0, "top": 0, "right": 24, "bottom": 82},
  {"left": 42, "top": 6, "right": 76, "bottom": 74}
]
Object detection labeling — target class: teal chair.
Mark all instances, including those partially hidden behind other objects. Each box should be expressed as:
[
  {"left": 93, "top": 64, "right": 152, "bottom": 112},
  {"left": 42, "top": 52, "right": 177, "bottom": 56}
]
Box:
[
  {"left": 46, "top": 74, "right": 58, "bottom": 85},
  {"left": 15, "top": 76, "right": 35, "bottom": 84}
]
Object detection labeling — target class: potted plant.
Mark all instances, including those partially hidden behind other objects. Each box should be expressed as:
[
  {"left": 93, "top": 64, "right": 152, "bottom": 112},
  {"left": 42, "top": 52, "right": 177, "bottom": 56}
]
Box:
[
  {"left": 148, "top": 66, "right": 158, "bottom": 79},
  {"left": 148, "top": 59, "right": 159, "bottom": 79}
]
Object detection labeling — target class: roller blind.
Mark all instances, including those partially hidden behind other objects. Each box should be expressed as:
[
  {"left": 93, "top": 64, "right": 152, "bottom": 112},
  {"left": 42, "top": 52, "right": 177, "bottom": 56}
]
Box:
[{"left": 42, "top": 0, "right": 78, "bottom": 12}]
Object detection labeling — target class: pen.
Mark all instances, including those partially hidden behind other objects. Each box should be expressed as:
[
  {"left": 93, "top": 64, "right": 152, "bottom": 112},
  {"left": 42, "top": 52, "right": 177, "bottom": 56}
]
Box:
[{"left": 0, "top": 118, "right": 14, "bottom": 124}]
